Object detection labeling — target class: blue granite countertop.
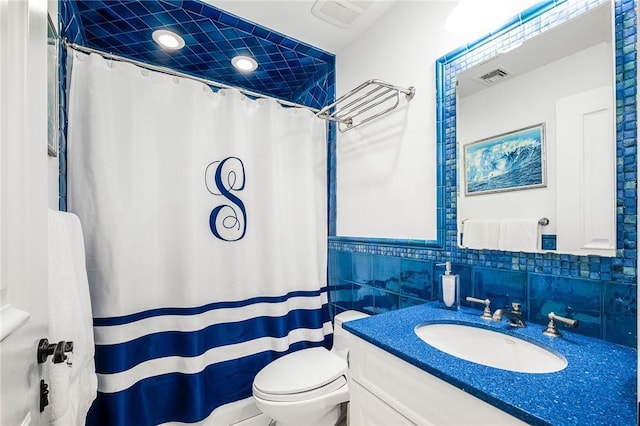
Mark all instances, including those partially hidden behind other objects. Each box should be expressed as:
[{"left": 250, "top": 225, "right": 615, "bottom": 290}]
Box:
[{"left": 343, "top": 303, "right": 637, "bottom": 426}]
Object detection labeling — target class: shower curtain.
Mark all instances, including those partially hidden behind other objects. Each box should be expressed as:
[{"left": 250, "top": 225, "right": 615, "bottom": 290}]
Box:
[{"left": 66, "top": 51, "right": 330, "bottom": 425}]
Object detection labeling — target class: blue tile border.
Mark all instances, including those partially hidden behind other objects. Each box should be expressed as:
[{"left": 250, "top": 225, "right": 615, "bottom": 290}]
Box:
[{"left": 541, "top": 234, "right": 557, "bottom": 251}]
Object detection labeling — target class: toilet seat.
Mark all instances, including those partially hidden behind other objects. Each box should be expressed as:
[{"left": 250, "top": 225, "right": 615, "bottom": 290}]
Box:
[
  {"left": 253, "top": 375, "right": 347, "bottom": 403},
  {"left": 253, "top": 347, "right": 347, "bottom": 403}
]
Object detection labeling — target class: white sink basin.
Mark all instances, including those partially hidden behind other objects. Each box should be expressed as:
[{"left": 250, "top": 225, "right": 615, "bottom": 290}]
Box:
[{"left": 414, "top": 323, "right": 567, "bottom": 374}]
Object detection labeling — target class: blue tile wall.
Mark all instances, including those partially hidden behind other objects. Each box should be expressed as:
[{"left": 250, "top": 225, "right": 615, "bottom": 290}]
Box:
[
  {"left": 327, "top": 252, "right": 440, "bottom": 315},
  {"left": 352, "top": 253, "right": 373, "bottom": 285},
  {"left": 60, "top": 0, "right": 334, "bottom": 108},
  {"left": 604, "top": 280, "right": 637, "bottom": 345},
  {"left": 328, "top": 0, "right": 637, "bottom": 348},
  {"left": 60, "top": 0, "right": 83, "bottom": 44},
  {"left": 529, "top": 274, "right": 603, "bottom": 339},
  {"left": 400, "top": 259, "right": 433, "bottom": 300},
  {"left": 57, "top": 0, "right": 79, "bottom": 211},
  {"left": 371, "top": 256, "right": 401, "bottom": 292},
  {"left": 471, "top": 267, "right": 527, "bottom": 311}
]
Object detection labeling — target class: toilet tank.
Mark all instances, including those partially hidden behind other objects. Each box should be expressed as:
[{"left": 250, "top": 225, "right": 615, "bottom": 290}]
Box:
[{"left": 331, "top": 310, "right": 369, "bottom": 360}]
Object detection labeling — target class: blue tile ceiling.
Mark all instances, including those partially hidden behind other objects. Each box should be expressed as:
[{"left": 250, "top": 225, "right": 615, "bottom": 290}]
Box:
[{"left": 60, "top": 0, "right": 335, "bottom": 109}]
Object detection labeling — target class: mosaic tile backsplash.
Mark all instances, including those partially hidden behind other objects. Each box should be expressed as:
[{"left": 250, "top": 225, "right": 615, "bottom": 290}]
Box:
[
  {"left": 328, "top": 250, "right": 637, "bottom": 347},
  {"left": 328, "top": 0, "right": 637, "bottom": 349}
]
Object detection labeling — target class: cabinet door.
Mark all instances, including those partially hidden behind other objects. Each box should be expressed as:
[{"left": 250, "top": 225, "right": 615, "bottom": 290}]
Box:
[
  {"left": 348, "top": 335, "right": 527, "bottom": 425},
  {"left": 349, "top": 380, "right": 415, "bottom": 426}
]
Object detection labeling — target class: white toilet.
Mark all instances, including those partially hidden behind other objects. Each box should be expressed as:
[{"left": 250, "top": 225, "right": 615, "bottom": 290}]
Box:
[{"left": 252, "top": 310, "right": 369, "bottom": 426}]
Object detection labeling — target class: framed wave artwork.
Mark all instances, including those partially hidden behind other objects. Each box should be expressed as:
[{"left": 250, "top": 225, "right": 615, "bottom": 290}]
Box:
[{"left": 463, "top": 123, "right": 546, "bottom": 196}]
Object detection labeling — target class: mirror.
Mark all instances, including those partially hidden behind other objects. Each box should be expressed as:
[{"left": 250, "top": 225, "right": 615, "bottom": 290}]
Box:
[{"left": 455, "top": 0, "right": 616, "bottom": 256}]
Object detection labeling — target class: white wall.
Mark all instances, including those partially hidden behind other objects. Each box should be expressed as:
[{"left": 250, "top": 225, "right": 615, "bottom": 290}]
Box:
[
  {"left": 335, "top": 2, "right": 464, "bottom": 240},
  {"left": 457, "top": 42, "right": 613, "bottom": 236}
]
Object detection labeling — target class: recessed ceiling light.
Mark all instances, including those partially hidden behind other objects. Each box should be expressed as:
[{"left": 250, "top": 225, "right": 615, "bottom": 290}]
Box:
[
  {"left": 232, "top": 55, "right": 258, "bottom": 72},
  {"left": 152, "top": 29, "right": 185, "bottom": 50}
]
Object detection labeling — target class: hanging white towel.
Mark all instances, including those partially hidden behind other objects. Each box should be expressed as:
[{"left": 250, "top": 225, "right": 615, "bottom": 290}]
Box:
[
  {"left": 47, "top": 209, "right": 97, "bottom": 426},
  {"left": 462, "top": 219, "right": 501, "bottom": 250},
  {"left": 498, "top": 218, "right": 540, "bottom": 252}
]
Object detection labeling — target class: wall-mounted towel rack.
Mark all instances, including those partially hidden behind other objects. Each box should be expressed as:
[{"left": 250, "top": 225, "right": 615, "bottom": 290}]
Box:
[
  {"left": 461, "top": 217, "right": 550, "bottom": 226},
  {"left": 317, "top": 79, "right": 416, "bottom": 132}
]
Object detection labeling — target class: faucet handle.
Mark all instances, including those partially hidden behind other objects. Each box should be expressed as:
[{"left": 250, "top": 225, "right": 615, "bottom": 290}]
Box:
[
  {"left": 511, "top": 302, "right": 522, "bottom": 313},
  {"left": 543, "top": 312, "right": 579, "bottom": 337},
  {"left": 465, "top": 297, "right": 492, "bottom": 319}
]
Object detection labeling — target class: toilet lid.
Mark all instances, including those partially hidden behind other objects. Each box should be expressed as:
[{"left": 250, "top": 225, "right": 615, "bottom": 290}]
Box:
[{"left": 253, "top": 347, "right": 347, "bottom": 395}]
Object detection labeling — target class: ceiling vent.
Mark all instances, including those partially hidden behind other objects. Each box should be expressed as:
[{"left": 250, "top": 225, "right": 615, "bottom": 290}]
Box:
[
  {"left": 311, "top": 0, "right": 373, "bottom": 28},
  {"left": 476, "top": 68, "right": 512, "bottom": 84}
]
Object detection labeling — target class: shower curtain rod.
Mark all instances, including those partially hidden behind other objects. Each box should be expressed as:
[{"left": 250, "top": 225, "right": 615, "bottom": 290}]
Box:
[{"left": 63, "top": 40, "right": 320, "bottom": 114}]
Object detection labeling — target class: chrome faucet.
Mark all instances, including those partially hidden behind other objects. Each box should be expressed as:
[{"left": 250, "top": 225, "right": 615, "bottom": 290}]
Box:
[
  {"left": 543, "top": 312, "right": 578, "bottom": 337},
  {"left": 465, "top": 296, "right": 493, "bottom": 320},
  {"left": 492, "top": 302, "right": 526, "bottom": 328}
]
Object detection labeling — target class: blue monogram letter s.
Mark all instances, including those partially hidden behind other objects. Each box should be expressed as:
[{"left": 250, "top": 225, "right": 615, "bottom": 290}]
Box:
[{"left": 205, "top": 157, "right": 247, "bottom": 241}]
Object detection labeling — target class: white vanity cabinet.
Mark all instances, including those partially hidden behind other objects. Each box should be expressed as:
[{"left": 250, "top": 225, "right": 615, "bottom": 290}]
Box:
[{"left": 347, "top": 335, "right": 528, "bottom": 425}]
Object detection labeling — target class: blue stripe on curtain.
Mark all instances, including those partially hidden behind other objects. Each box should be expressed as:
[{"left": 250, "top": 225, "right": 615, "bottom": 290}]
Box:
[
  {"left": 93, "top": 289, "right": 327, "bottom": 327},
  {"left": 95, "top": 308, "right": 331, "bottom": 374},
  {"left": 87, "top": 344, "right": 324, "bottom": 426}
]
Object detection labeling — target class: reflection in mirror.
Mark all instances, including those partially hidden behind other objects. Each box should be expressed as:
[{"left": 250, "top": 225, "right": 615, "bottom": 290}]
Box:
[{"left": 456, "top": 0, "right": 616, "bottom": 256}]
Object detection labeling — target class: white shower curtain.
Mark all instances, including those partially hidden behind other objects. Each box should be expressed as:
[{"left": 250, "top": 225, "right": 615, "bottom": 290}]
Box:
[{"left": 67, "top": 51, "right": 330, "bottom": 425}]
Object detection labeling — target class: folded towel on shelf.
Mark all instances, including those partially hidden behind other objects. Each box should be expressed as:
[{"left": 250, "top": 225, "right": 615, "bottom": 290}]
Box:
[
  {"left": 498, "top": 218, "right": 540, "bottom": 252},
  {"left": 461, "top": 219, "right": 501, "bottom": 250},
  {"left": 47, "top": 209, "right": 97, "bottom": 426}
]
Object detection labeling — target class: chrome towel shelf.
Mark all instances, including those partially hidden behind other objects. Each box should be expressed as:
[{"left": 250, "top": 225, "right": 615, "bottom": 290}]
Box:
[{"left": 317, "top": 79, "right": 416, "bottom": 132}]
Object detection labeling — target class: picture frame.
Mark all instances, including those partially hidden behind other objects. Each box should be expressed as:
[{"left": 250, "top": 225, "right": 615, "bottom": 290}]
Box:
[
  {"left": 463, "top": 123, "right": 546, "bottom": 196},
  {"left": 47, "top": 13, "right": 59, "bottom": 157}
]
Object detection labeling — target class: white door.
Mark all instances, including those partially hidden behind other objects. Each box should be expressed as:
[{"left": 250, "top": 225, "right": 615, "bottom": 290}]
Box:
[
  {"left": 556, "top": 85, "right": 616, "bottom": 256},
  {"left": 0, "top": 0, "right": 51, "bottom": 425}
]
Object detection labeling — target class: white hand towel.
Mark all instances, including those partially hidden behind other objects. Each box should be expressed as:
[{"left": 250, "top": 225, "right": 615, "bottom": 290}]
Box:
[
  {"left": 48, "top": 209, "right": 98, "bottom": 426},
  {"left": 462, "top": 219, "right": 501, "bottom": 250},
  {"left": 498, "top": 218, "right": 540, "bottom": 252}
]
